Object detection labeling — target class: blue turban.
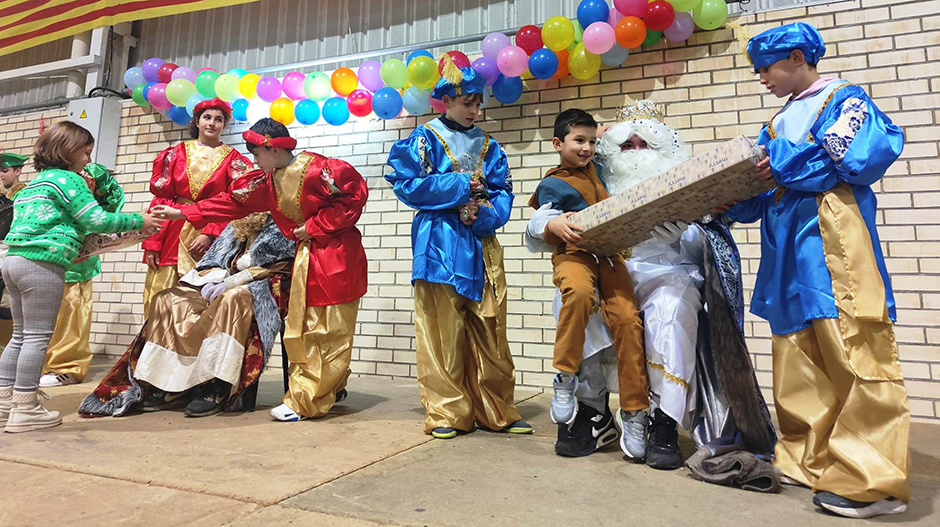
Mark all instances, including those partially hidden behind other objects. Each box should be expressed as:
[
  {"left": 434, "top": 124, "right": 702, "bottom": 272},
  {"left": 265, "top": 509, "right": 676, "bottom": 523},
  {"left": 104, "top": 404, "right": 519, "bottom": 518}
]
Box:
[
  {"left": 431, "top": 65, "right": 486, "bottom": 101},
  {"left": 747, "top": 22, "right": 826, "bottom": 72}
]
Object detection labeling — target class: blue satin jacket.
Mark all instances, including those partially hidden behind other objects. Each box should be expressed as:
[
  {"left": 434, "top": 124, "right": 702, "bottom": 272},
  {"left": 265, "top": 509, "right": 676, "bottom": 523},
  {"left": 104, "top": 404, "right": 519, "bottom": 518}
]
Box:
[
  {"left": 728, "top": 81, "right": 902, "bottom": 335},
  {"left": 386, "top": 118, "right": 513, "bottom": 302}
]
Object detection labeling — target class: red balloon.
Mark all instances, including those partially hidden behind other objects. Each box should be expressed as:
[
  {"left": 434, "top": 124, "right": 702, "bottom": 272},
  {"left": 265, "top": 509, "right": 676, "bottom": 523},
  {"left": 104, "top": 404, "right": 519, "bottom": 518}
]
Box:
[
  {"left": 347, "top": 89, "right": 373, "bottom": 117},
  {"left": 515, "top": 24, "right": 544, "bottom": 55},
  {"left": 157, "top": 63, "right": 178, "bottom": 84},
  {"left": 438, "top": 50, "right": 471, "bottom": 74},
  {"left": 645, "top": 1, "right": 676, "bottom": 32}
]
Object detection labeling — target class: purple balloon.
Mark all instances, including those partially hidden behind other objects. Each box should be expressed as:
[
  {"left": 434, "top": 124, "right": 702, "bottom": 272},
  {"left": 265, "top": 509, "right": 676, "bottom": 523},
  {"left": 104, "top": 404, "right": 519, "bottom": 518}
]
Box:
[
  {"left": 282, "top": 71, "right": 307, "bottom": 100},
  {"left": 256, "top": 76, "right": 283, "bottom": 102},
  {"left": 481, "top": 32, "right": 511, "bottom": 59},
  {"left": 471, "top": 57, "right": 499, "bottom": 86},
  {"left": 141, "top": 58, "right": 165, "bottom": 83},
  {"left": 171, "top": 66, "right": 196, "bottom": 83},
  {"left": 358, "top": 60, "right": 385, "bottom": 92},
  {"left": 663, "top": 11, "right": 695, "bottom": 42}
]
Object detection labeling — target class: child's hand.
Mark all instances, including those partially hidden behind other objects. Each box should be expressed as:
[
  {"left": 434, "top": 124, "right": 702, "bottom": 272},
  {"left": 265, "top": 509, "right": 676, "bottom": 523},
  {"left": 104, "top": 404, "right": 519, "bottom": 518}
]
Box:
[
  {"left": 459, "top": 200, "right": 481, "bottom": 225},
  {"left": 151, "top": 205, "right": 185, "bottom": 221},
  {"left": 755, "top": 156, "right": 773, "bottom": 182},
  {"left": 469, "top": 178, "right": 488, "bottom": 201},
  {"left": 293, "top": 225, "right": 314, "bottom": 242},
  {"left": 140, "top": 213, "right": 165, "bottom": 236},
  {"left": 188, "top": 234, "right": 213, "bottom": 260},
  {"left": 713, "top": 201, "right": 737, "bottom": 214},
  {"left": 547, "top": 212, "right": 583, "bottom": 245},
  {"left": 145, "top": 250, "right": 160, "bottom": 270}
]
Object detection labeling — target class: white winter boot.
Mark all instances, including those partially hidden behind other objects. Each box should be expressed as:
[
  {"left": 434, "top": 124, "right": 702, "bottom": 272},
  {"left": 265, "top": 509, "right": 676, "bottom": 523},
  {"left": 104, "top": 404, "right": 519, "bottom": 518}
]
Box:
[
  {"left": 4, "top": 389, "right": 61, "bottom": 433},
  {"left": 0, "top": 386, "right": 12, "bottom": 428}
]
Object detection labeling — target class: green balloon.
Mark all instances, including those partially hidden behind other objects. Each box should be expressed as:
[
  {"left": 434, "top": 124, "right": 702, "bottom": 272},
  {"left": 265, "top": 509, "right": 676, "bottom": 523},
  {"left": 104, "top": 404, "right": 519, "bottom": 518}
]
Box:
[
  {"left": 304, "top": 72, "right": 331, "bottom": 102},
  {"left": 573, "top": 20, "right": 583, "bottom": 44},
  {"left": 214, "top": 73, "right": 240, "bottom": 102},
  {"left": 669, "top": 0, "right": 703, "bottom": 11},
  {"left": 380, "top": 59, "right": 408, "bottom": 90},
  {"left": 195, "top": 70, "right": 219, "bottom": 98},
  {"left": 131, "top": 83, "right": 150, "bottom": 107},
  {"left": 692, "top": 0, "right": 728, "bottom": 31},
  {"left": 643, "top": 30, "right": 663, "bottom": 47},
  {"left": 166, "top": 79, "right": 197, "bottom": 107}
]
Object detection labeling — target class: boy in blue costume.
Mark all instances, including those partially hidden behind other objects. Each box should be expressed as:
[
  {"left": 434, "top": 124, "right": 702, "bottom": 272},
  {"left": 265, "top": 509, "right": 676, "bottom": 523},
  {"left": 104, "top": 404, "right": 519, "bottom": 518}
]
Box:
[
  {"left": 724, "top": 22, "right": 909, "bottom": 518},
  {"left": 386, "top": 56, "right": 532, "bottom": 439}
]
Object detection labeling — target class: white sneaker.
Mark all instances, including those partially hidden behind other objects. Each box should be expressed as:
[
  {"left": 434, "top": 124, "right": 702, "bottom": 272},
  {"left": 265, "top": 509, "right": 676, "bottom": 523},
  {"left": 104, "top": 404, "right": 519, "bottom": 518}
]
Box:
[
  {"left": 550, "top": 373, "right": 579, "bottom": 425},
  {"left": 270, "top": 403, "right": 308, "bottom": 422},
  {"left": 615, "top": 409, "right": 648, "bottom": 460},
  {"left": 4, "top": 390, "right": 62, "bottom": 433},
  {"left": 39, "top": 373, "right": 78, "bottom": 388}
]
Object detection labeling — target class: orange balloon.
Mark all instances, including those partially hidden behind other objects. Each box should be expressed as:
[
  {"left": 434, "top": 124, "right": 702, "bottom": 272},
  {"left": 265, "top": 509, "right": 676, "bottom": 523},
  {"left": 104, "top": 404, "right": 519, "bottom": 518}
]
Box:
[
  {"left": 331, "top": 67, "right": 358, "bottom": 96},
  {"left": 552, "top": 50, "right": 570, "bottom": 80},
  {"left": 615, "top": 17, "right": 647, "bottom": 49}
]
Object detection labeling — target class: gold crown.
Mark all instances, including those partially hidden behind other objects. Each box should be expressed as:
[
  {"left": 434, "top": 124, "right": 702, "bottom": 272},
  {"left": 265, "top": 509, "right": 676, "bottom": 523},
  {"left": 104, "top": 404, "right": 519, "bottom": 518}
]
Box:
[{"left": 617, "top": 100, "right": 665, "bottom": 123}]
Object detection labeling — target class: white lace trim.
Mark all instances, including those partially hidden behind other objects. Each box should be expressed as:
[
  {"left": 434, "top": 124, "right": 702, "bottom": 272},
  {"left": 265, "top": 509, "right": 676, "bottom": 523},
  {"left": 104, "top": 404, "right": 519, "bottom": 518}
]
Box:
[{"left": 822, "top": 97, "right": 868, "bottom": 163}]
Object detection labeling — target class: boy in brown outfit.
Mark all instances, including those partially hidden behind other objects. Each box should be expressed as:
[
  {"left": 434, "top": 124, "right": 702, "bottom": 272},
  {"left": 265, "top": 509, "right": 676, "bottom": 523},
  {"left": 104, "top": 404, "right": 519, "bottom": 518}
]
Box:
[{"left": 529, "top": 109, "right": 648, "bottom": 459}]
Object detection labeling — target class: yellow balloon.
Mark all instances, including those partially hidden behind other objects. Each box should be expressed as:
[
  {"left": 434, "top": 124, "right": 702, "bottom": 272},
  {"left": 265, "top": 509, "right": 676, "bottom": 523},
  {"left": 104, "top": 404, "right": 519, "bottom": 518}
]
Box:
[
  {"left": 568, "top": 43, "right": 601, "bottom": 80},
  {"left": 270, "top": 97, "right": 295, "bottom": 125},
  {"left": 238, "top": 73, "right": 261, "bottom": 99},
  {"left": 542, "top": 16, "right": 575, "bottom": 52},
  {"left": 407, "top": 56, "right": 439, "bottom": 91}
]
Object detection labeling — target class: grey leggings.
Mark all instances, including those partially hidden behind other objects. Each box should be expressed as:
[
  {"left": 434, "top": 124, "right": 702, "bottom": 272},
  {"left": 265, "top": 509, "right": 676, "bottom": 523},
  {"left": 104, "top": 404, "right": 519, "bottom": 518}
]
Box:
[{"left": 0, "top": 256, "right": 65, "bottom": 391}]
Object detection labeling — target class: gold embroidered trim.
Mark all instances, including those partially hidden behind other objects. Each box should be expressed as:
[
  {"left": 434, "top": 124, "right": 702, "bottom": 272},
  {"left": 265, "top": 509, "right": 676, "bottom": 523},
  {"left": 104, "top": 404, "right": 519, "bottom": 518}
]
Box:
[
  {"left": 422, "top": 124, "right": 491, "bottom": 173},
  {"left": 233, "top": 175, "right": 266, "bottom": 203},
  {"left": 646, "top": 359, "right": 690, "bottom": 391},
  {"left": 185, "top": 141, "right": 233, "bottom": 201}
]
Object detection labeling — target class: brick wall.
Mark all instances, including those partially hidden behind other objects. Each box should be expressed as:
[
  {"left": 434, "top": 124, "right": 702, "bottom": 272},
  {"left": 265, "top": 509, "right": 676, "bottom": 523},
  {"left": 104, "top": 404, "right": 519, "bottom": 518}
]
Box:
[{"left": 1, "top": 0, "right": 938, "bottom": 419}]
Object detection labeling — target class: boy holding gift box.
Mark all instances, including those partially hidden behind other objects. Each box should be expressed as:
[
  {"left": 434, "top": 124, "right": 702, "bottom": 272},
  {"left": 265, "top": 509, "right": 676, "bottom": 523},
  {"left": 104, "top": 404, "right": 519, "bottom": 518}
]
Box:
[{"left": 723, "top": 22, "right": 909, "bottom": 518}]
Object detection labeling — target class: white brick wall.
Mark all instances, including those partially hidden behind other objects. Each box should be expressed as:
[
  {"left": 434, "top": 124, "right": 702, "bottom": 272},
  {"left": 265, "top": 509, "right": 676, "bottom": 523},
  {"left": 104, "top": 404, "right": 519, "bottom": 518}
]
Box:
[{"left": 2, "top": 0, "right": 938, "bottom": 419}]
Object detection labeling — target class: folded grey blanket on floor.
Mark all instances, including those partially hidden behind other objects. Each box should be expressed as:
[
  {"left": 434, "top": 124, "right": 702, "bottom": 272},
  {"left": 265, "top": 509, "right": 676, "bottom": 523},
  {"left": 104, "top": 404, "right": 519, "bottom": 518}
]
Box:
[{"left": 686, "top": 447, "right": 781, "bottom": 493}]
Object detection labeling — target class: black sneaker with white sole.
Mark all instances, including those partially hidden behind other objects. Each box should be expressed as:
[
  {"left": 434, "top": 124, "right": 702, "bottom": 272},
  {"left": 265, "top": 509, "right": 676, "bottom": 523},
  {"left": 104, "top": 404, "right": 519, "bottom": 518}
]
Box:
[
  {"left": 138, "top": 389, "right": 190, "bottom": 412},
  {"left": 646, "top": 409, "right": 682, "bottom": 470},
  {"left": 555, "top": 402, "right": 618, "bottom": 457},
  {"left": 184, "top": 380, "right": 231, "bottom": 417},
  {"left": 813, "top": 491, "right": 907, "bottom": 519}
]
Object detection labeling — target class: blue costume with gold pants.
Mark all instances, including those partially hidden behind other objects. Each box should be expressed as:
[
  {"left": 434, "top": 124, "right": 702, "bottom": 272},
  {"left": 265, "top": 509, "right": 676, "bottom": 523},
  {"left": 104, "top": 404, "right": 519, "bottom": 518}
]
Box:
[
  {"left": 728, "top": 79, "right": 909, "bottom": 503},
  {"left": 387, "top": 117, "right": 522, "bottom": 433}
]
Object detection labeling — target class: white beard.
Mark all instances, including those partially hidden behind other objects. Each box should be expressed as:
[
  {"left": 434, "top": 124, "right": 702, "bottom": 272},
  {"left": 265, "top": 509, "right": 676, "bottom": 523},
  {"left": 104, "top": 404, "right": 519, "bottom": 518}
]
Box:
[{"left": 604, "top": 148, "right": 680, "bottom": 196}]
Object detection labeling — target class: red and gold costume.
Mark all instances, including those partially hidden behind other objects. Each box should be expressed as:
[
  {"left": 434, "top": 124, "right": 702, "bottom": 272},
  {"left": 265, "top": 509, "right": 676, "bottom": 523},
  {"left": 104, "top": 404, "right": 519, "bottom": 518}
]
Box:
[
  {"left": 141, "top": 141, "right": 252, "bottom": 315},
  {"left": 180, "top": 143, "right": 368, "bottom": 418}
]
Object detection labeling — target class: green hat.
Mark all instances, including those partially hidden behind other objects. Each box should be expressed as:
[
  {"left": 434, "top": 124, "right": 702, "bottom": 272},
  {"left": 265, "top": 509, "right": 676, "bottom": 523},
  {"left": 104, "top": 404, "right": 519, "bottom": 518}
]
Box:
[
  {"left": 0, "top": 153, "right": 28, "bottom": 169},
  {"left": 82, "top": 162, "right": 110, "bottom": 180}
]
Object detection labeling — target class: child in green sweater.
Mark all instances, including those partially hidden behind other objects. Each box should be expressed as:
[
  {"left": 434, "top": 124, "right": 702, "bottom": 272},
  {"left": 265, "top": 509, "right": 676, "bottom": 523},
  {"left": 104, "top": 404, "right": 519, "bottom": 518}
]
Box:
[{"left": 0, "top": 122, "right": 160, "bottom": 433}]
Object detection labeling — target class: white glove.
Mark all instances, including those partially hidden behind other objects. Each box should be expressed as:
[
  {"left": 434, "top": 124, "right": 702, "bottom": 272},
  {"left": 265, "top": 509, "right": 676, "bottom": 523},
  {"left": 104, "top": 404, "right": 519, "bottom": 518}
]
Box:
[
  {"left": 650, "top": 221, "right": 688, "bottom": 246},
  {"left": 201, "top": 281, "right": 229, "bottom": 302},
  {"left": 527, "top": 202, "right": 562, "bottom": 240}
]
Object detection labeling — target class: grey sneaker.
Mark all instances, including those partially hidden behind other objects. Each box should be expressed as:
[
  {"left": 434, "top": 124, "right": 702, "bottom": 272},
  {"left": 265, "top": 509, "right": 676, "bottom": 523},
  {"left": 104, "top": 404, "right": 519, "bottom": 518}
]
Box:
[
  {"left": 615, "top": 408, "right": 648, "bottom": 460},
  {"left": 550, "top": 373, "right": 578, "bottom": 425}
]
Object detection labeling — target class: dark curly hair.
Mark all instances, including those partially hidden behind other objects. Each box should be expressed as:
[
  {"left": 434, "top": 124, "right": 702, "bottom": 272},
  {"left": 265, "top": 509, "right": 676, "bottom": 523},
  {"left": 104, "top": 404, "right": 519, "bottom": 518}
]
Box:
[{"left": 188, "top": 106, "right": 231, "bottom": 139}]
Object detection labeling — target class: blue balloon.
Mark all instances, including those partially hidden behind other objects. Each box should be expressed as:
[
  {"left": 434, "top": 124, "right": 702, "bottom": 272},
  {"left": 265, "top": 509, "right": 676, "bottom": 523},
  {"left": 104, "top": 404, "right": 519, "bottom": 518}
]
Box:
[
  {"left": 402, "top": 86, "right": 431, "bottom": 116},
  {"left": 372, "top": 87, "right": 403, "bottom": 120},
  {"left": 407, "top": 49, "right": 434, "bottom": 64},
  {"left": 295, "top": 99, "right": 320, "bottom": 125},
  {"left": 142, "top": 82, "right": 156, "bottom": 101},
  {"left": 231, "top": 98, "right": 249, "bottom": 121},
  {"left": 227, "top": 68, "right": 248, "bottom": 78},
  {"left": 492, "top": 74, "right": 523, "bottom": 104},
  {"left": 528, "top": 49, "right": 559, "bottom": 80},
  {"left": 168, "top": 106, "right": 191, "bottom": 126},
  {"left": 577, "top": 0, "right": 611, "bottom": 30},
  {"left": 322, "top": 97, "right": 350, "bottom": 126}
]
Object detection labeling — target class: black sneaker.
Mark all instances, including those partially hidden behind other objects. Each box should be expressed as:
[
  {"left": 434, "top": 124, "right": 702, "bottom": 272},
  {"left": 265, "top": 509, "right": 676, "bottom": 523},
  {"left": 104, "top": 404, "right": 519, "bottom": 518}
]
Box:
[
  {"left": 813, "top": 492, "right": 907, "bottom": 518},
  {"left": 335, "top": 388, "right": 348, "bottom": 402},
  {"left": 646, "top": 409, "right": 682, "bottom": 470},
  {"left": 555, "top": 402, "right": 618, "bottom": 457},
  {"left": 138, "top": 389, "right": 189, "bottom": 412},
  {"left": 184, "top": 380, "right": 230, "bottom": 417}
]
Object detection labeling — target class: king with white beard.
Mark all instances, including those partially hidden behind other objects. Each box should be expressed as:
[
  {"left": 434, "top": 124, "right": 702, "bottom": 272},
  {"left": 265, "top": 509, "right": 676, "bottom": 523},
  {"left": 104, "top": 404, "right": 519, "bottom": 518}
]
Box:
[{"left": 527, "top": 101, "right": 775, "bottom": 469}]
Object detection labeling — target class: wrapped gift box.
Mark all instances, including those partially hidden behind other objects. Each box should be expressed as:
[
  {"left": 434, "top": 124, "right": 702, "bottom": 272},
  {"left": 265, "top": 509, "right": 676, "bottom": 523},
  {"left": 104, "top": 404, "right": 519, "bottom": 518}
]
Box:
[
  {"left": 571, "top": 136, "right": 773, "bottom": 256},
  {"left": 74, "top": 230, "right": 150, "bottom": 262}
]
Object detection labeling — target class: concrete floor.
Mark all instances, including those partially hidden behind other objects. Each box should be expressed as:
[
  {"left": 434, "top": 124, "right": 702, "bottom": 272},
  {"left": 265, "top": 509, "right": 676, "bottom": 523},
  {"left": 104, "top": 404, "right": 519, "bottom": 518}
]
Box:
[{"left": 1, "top": 359, "right": 937, "bottom": 526}]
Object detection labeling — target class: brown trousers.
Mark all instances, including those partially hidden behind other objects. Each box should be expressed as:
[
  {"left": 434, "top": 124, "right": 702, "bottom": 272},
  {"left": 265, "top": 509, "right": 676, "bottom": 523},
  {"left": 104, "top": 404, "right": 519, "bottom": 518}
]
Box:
[{"left": 552, "top": 249, "right": 648, "bottom": 411}]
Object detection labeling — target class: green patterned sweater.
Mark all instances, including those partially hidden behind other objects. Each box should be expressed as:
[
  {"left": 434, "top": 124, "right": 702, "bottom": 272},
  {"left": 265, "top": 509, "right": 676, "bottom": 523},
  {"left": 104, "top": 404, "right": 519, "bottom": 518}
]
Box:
[
  {"left": 64, "top": 164, "right": 126, "bottom": 283},
  {"left": 4, "top": 168, "right": 143, "bottom": 269}
]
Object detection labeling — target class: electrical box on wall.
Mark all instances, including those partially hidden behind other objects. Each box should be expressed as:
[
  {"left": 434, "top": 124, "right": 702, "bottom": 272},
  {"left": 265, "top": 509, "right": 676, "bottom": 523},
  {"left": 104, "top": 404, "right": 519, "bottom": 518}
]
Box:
[{"left": 67, "top": 97, "right": 123, "bottom": 170}]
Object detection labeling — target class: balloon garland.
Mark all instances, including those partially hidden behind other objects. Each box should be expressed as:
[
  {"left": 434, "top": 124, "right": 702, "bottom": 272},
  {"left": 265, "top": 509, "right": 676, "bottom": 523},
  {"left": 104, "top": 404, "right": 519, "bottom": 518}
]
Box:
[{"left": 123, "top": 0, "right": 728, "bottom": 126}]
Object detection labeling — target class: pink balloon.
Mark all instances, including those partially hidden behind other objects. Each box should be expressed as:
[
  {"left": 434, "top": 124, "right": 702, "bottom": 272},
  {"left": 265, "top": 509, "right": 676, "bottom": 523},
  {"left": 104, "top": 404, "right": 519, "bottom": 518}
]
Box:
[
  {"left": 583, "top": 22, "right": 616, "bottom": 55},
  {"left": 496, "top": 45, "right": 528, "bottom": 77},
  {"left": 358, "top": 60, "right": 385, "bottom": 92},
  {"left": 614, "top": 0, "right": 647, "bottom": 17},
  {"left": 282, "top": 71, "right": 307, "bottom": 100},
  {"left": 663, "top": 11, "right": 696, "bottom": 42},
  {"left": 171, "top": 66, "right": 196, "bottom": 83},
  {"left": 147, "top": 83, "right": 171, "bottom": 110},
  {"left": 482, "top": 32, "right": 511, "bottom": 59},
  {"left": 609, "top": 7, "right": 624, "bottom": 26},
  {"left": 430, "top": 96, "right": 447, "bottom": 114},
  {"left": 256, "top": 76, "right": 282, "bottom": 102}
]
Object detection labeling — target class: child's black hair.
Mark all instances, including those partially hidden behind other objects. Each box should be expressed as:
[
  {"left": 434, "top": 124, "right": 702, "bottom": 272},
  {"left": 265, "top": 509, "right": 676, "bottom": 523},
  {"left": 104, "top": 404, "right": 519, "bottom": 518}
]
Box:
[
  {"left": 553, "top": 109, "right": 597, "bottom": 141},
  {"left": 246, "top": 118, "right": 293, "bottom": 154}
]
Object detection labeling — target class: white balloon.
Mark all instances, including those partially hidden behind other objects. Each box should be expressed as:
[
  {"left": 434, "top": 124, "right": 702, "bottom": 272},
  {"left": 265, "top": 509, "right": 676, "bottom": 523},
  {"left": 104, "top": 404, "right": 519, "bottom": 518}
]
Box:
[
  {"left": 481, "top": 86, "right": 492, "bottom": 109},
  {"left": 246, "top": 99, "right": 272, "bottom": 124},
  {"left": 402, "top": 86, "right": 431, "bottom": 116}
]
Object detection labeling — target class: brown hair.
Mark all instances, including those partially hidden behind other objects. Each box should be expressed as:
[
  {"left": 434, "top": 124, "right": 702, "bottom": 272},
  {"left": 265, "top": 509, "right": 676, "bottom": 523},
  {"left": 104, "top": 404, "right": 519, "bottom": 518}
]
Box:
[
  {"left": 33, "top": 121, "right": 95, "bottom": 172},
  {"left": 188, "top": 107, "right": 230, "bottom": 139}
]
